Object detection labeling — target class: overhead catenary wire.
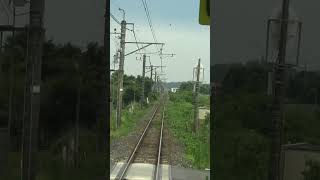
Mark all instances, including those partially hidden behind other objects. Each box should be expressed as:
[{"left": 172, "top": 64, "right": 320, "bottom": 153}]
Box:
[
  {"left": 110, "top": 10, "right": 143, "bottom": 61},
  {"left": 141, "top": 0, "right": 161, "bottom": 53},
  {"left": 112, "top": 2, "right": 164, "bottom": 63},
  {"left": 111, "top": 2, "right": 161, "bottom": 65},
  {"left": 131, "top": 27, "right": 142, "bottom": 53},
  {"left": 110, "top": 12, "right": 121, "bottom": 25},
  {"left": 111, "top": 2, "right": 168, "bottom": 79},
  {"left": 110, "top": 12, "right": 134, "bottom": 34},
  {"left": 140, "top": 0, "right": 167, "bottom": 73},
  {"left": 141, "top": 0, "right": 157, "bottom": 43}
]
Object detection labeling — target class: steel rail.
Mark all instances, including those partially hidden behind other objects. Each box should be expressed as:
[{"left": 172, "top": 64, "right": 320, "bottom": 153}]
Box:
[
  {"left": 155, "top": 106, "right": 165, "bottom": 180},
  {"left": 116, "top": 99, "right": 163, "bottom": 180}
]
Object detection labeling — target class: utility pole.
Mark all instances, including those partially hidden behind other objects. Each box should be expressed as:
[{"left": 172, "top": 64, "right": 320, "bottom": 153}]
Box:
[
  {"left": 116, "top": 12, "right": 126, "bottom": 129},
  {"left": 268, "top": 0, "right": 290, "bottom": 179},
  {"left": 154, "top": 72, "right": 166, "bottom": 93},
  {"left": 145, "top": 65, "right": 164, "bottom": 94},
  {"left": 141, "top": 54, "right": 146, "bottom": 106},
  {"left": 157, "top": 76, "right": 160, "bottom": 93},
  {"left": 114, "top": 15, "right": 164, "bottom": 128},
  {"left": 8, "top": 6, "right": 16, "bottom": 150},
  {"left": 150, "top": 65, "right": 153, "bottom": 79},
  {"left": 146, "top": 65, "right": 164, "bottom": 79},
  {"left": 156, "top": 74, "right": 166, "bottom": 93},
  {"left": 74, "top": 62, "right": 81, "bottom": 167},
  {"left": 193, "top": 59, "right": 201, "bottom": 133},
  {"left": 110, "top": 52, "right": 118, "bottom": 119},
  {"left": 154, "top": 71, "right": 157, "bottom": 92},
  {"left": 21, "top": 0, "right": 45, "bottom": 179}
]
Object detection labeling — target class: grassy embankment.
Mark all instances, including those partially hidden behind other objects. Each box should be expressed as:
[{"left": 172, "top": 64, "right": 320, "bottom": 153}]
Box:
[
  {"left": 110, "top": 100, "right": 155, "bottom": 140},
  {"left": 166, "top": 91, "right": 210, "bottom": 169}
]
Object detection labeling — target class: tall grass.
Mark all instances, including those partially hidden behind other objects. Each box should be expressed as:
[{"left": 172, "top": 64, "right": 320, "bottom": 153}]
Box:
[
  {"left": 166, "top": 92, "right": 210, "bottom": 169},
  {"left": 110, "top": 102, "right": 154, "bottom": 140}
]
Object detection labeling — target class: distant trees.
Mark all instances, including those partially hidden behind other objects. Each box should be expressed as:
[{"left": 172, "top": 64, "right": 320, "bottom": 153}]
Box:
[
  {"left": 179, "top": 81, "right": 210, "bottom": 95},
  {"left": 110, "top": 72, "right": 154, "bottom": 108},
  {"left": 179, "top": 81, "right": 194, "bottom": 91}
]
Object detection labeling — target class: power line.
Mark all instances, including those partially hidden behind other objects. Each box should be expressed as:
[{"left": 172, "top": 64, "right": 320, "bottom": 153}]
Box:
[
  {"left": 132, "top": 29, "right": 141, "bottom": 53},
  {"left": 144, "top": 0, "right": 169, "bottom": 72},
  {"left": 141, "top": 0, "right": 159, "bottom": 49},
  {"left": 141, "top": 0, "right": 166, "bottom": 72},
  {"left": 110, "top": 12, "right": 134, "bottom": 33},
  {"left": 110, "top": 12, "right": 121, "bottom": 25},
  {"left": 143, "top": 0, "right": 157, "bottom": 43},
  {"left": 148, "top": 56, "right": 151, "bottom": 66},
  {"left": 111, "top": 10, "right": 143, "bottom": 57}
]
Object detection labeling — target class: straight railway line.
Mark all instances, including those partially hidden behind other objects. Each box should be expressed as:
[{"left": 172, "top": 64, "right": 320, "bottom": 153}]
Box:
[{"left": 115, "top": 95, "right": 169, "bottom": 180}]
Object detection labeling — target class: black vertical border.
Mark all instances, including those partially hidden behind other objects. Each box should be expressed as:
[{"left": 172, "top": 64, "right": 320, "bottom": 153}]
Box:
[
  {"left": 210, "top": 0, "right": 215, "bottom": 179},
  {"left": 106, "top": 0, "right": 111, "bottom": 178}
]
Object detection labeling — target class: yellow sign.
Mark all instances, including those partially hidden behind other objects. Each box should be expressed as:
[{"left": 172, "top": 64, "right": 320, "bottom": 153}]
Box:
[{"left": 199, "top": 0, "right": 210, "bottom": 25}]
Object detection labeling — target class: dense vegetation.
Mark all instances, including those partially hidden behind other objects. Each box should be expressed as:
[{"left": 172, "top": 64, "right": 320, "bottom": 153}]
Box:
[
  {"left": 178, "top": 81, "right": 210, "bottom": 95},
  {"left": 213, "top": 61, "right": 320, "bottom": 179},
  {"left": 109, "top": 69, "right": 158, "bottom": 139},
  {"left": 110, "top": 71, "right": 155, "bottom": 108},
  {"left": 166, "top": 84, "right": 210, "bottom": 169},
  {"left": 0, "top": 31, "right": 163, "bottom": 179},
  {"left": 0, "top": 32, "right": 110, "bottom": 179},
  {"left": 0, "top": 32, "right": 108, "bottom": 149}
]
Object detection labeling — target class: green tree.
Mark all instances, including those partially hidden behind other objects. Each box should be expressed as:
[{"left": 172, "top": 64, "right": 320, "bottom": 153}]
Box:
[{"left": 179, "top": 81, "right": 194, "bottom": 91}]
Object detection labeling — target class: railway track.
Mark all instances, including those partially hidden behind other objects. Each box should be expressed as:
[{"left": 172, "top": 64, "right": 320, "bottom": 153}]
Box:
[{"left": 115, "top": 95, "right": 169, "bottom": 180}]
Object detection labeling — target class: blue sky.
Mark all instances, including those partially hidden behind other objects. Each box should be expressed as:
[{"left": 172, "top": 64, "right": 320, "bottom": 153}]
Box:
[
  {"left": 110, "top": 0, "right": 210, "bottom": 83},
  {"left": 111, "top": 0, "right": 200, "bottom": 26}
]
